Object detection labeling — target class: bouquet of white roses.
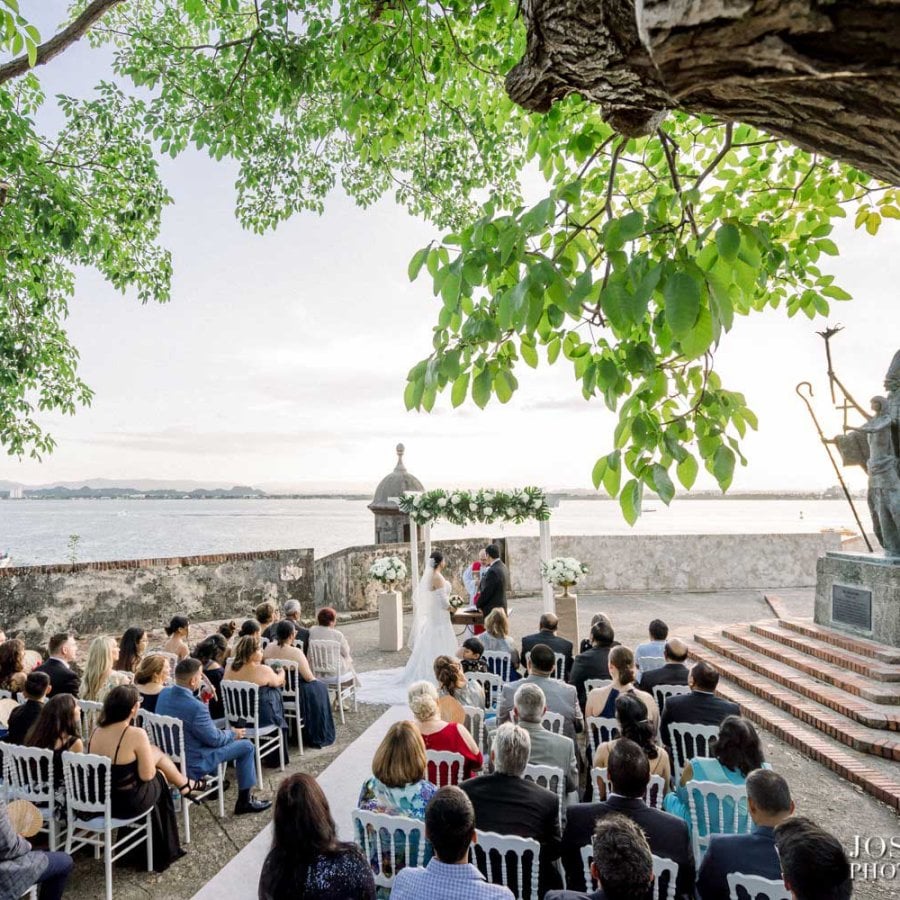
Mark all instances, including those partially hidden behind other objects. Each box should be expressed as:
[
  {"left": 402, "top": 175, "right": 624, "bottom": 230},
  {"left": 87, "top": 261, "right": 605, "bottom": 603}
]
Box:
[
  {"left": 448, "top": 594, "right": 466, "bottom": 611},
  {"left": 540, "top": 557, "right": 589, "bottom": 588},
  {"left": 369, "top": 556, "right": 408, "bottom": 586}
]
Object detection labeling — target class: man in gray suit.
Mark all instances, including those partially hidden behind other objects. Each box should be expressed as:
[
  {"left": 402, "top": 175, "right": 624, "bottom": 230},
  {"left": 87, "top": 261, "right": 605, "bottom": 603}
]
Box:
[
  {"left": 498, "top": 644, "right": 583, "bottom": 740},
  {"left": 513, "top": 682, "right": 580, "bottom": 796}
]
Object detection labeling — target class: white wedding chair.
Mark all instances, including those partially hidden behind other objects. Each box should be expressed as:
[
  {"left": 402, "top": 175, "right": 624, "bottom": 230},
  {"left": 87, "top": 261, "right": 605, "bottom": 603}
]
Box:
[
  {"left": 525, "top": 651, "right": 565, "bottom": 680},
  {"left": 583, "top": 678, "right": 610, "bottom": 696},
  {"left": 352, "top": 809, "right": 427, "bottom": 890},
  {"left": 523, "top": 763, "right": 565, "bottom": 830},
  {"left": 465, "top": 671, "right": 503, "bottom": 713},
  {"left": 580, "top": 845, "right": 678, "bottom": 899},
  {"left": 540, "top": 710, "right": 564, "bottom": 734},
  {"left": 271, "top": 659, "right": 305, "bottom": 752},
  {"left": 308, "top": 640, "right": 357, "bottom": 723},
  {"left": 653, "top": 683, "right": 691, "bottom": 712},
  {"left": 585, "top": 715, "right": 619, "bottom": 761},
  {"left": 4, "top": 745, "right": 65, "bottom": 849},
  {"left": 78, "top": 699, "right": 103, "bottom": 737},
  {"left": 727, "top": 872, "right": 791, "bottom": 900},
  {"left": 462, "top": 704, "right": 485, "bottom": 752},
  {"left": 668, "top": 722, "right": 720, "bottom": 786},
  {"left": 471, "top": 830, "right": 540, "bottom": 900},
  {"left": 483, "top": 650, "right": 512, "bottom": 681},
  {"left": 686, "top": 780, "right": 751, "bottom": 864},
  {"left": 426, "top": 749, "right": 466, "bottom": 787},
  {"left": 590, "top": 766, "right": 665, "bottom": 808},
  {"left": 639, "top": 656, "right": 666, "bottom": 675},
  {"left": 221, "top": 680, "right": 285, "bottom": 785}
]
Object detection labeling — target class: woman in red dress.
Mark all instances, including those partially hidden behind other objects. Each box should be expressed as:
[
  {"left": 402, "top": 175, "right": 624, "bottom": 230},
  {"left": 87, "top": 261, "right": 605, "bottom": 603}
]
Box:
[{"left": 408, "top": 681, "right": 483, "bottom": 781}]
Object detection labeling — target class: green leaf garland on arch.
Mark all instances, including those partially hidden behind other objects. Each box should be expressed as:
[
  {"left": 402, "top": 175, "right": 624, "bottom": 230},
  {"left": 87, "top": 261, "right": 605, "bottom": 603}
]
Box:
[{"left": 399, "top": 487, "right": 550, "bottom": 526}]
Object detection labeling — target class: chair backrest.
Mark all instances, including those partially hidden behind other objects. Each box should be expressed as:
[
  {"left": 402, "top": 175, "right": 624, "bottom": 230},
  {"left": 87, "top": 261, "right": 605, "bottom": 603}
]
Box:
[
  {"left": 590, "top": 767, "right": 665, "bottom": 807},
  {"left": 78, "top": 699, "right": 103, "bottom": 737},
  {"left": 260, "top": 637, "right": 269, "bottom": 649},
  {"left": 472, "top": 829, "right": 540, "bottom": 900},
  {"left": 580, "top": 843, "right": 595, "bottom": 891},
  {"left": 525, "top": 651, "right": 565, "bottom": 680},
  {"left": 640, "top": 656, "right": 666, "bottom": 673},
  {"left": 465, "top": 671, "right": 503, "bottom": 712},
  {"left": 61, "top": 751, "right": 110, "bottom": 818},
  {"left": 483, "top": 651, "right": 512, "bottom": 681},
  {"left": 652, "top": 853, "right": 679, "bottom": 900},
  {"left": 4, "top": 744, "right": 55, "bottom": 807},
  {"left": 669, "top": 722, "right": 720, "bottom": 785},
  {"left": 352, "top": 808, "right": 427, "bottom": 889},
  {"left": 726, "top": 872, "right": 791, "bottom": 900},
  {"left": 523, "top": 763, "right": 565, "bottom": 828},
  {"left": 585, "top": 716, "right": 620, "bottom": 760},
  {"left": 540, "top": 710, "right": 564, "bottom": 734},
  {"left": 270, "top": 659, "right": 300, "bottom": 700},
  {"left": 220, "top": 680, "right": 261, "bottom": 729},
  {"left": 0, "top": 689, "right": 12, "bottom": 702},
  {"left": 583, "top": 678, "right": 610, "bottom": 695},
  {"left": 308, "top": 640, "right": 342, "bottom": 677},
  {"left": 686, "top": 780, "right": 750, "bottom": 860},
  {"left": 426, "top": 749, "right": 465, "bottom": 787},
  {"left": 462, "top": 705, "right": 485, "bottom": 750},
  {"left": 653, "top": 683, "right": 691, "bottom": 711},
  {"left": 140, "top": 710, "right": 187, "bottom": 777}
]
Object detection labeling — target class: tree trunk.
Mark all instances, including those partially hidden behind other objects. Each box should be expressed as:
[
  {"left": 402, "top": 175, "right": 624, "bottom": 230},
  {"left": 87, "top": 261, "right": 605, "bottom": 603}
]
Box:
[{"left": 506, "top": 0, "right": 900, "bottom": 185}]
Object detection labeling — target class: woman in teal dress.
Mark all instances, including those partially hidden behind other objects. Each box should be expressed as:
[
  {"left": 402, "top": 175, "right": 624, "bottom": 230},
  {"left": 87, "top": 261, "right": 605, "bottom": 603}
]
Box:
[
  {"left": 357, "top": 721, "right": 436, "bottom": 895},
  {"left": 663, "top": 715, "right": 768, "bottom": 838}
]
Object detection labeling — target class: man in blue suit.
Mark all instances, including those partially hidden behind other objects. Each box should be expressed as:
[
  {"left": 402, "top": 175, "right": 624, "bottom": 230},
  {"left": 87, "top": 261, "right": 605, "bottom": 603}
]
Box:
[
  {"left": 697, "top": 769, "right": 794, "bottom": 899},
  {"left": 156, "top": 657, "right": 270, "bottom": 815}
]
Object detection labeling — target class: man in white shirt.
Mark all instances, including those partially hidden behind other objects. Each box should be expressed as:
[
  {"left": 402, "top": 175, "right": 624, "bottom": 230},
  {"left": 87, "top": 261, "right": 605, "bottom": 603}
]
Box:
[{"left": 634, "top": 618, "right": 668, "bottom": 680}]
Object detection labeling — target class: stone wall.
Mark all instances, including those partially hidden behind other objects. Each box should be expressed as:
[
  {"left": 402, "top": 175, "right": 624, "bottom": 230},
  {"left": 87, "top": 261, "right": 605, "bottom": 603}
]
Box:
[
  {"left": 506, "top": 532, "right": 843, "bottom": 594},
  {"left": 0, "top": 549, "right": 315, "bottom": 645},
  {"left": 315, "top": 537, "right": 506, "bottom": 612}
]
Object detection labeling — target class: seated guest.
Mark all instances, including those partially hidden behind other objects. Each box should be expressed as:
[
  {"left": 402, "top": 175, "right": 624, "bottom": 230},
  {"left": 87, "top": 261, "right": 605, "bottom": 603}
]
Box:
[
  {"left": 156, "top": 658, "right": 271, "bottom": 815},
  {"left": 256, "top": 602, "right": 277, "bottom": 641},
  {"left": 308, "top": 607, "right": 358, "bottom": 681},
  {"left": 263, "top": 622, "right": 335, "bottom": 748},
  {"left": 480, "top": 608, "right": 521, "bottom": 677},
  {"left": 162, "top": 616, "right": 191, "bottom": 660},
  {"left": 570, "top": 618, "right": 617, "bottom": 711},
  {"left": 585, "top": 647, "right": 659, "bottom": 735},
  {"left": 663, "top": 716, "right": 766, "bottom": 836},
  {"left": 498, "top": 644, "right": 583, "bottom": 740},
  {"left": 435, "top": 655, "right": 485, "bottom": 710},
  {"left": 114, "top": 627, "right": 147, "bottom": 674},
  {"left": 134, "top": 654, "right": 171, "bottom": 714},
  {"left": 26, "top": 694, "right": 83, "bottom": 791},
  {"left": 659, "top": 660, "right": 741, "bottom": 760},
  {"left": 259, "top": 772, "right": 375, "bottom": 900},
  {"left": 0, "top": 638, "right": 28, "bottom": 694},
  {"left": 461, "top": 723, "right": 562, "bottom": 897},
  {"left": 391, "top": 786, "right": 513, "bottom": 899},
  {"left": 81, "top": 636, "right": 131, "bottom": 703},
  {"left": 638, "top": 638, "right": 690, "bottom": 697},
  {"left": 592, "top": 693, "right": 670, "bottom": 801},
  {"left": 697, "top": 769, "right": 794, "bottom": 899},
  {"left": 34, "top": 633, "right": 80, "bottom": 697},
  {"left": 0, "top": 796, "right": 73, "bottom": 900},
  {"left": 775, "top": 817, "right": 851, "bottom": 900},
  {"left": 5, "top": 671, "right": 50, "bottom": 745},
  {"left": 512, "top": 683, "right": 579, "bottom": 795},
  {"left": 88, "top": 686, "right": 188, "bottom": 870},
  {"left": 238, "top": 619, "right": 261, "bottom": 639},
  {"left": 409, "top": 681, "right": 482, "bottom": 779},
  {"left": 281, "top": 599, "right": 310, "bottom": 653},
  {"left": 521, "top": 613, "right": 573, "bottom": 680},
  {"left": 561, "top": 738, "right": 694, "bottom": 898},
  {"left": 634, "top": 619, "right": 668, "bottom": 679},
  {"left": 195, "top": 634, "right": 228, "bottom": 720},
  {"left": 224, "top": 635, "right": 290, "bottom": 765},
  {"left": 548, "top": 814, "right": 654, "bottom": 900},
  {"left": 217, "top": 619, "right": 237, "bottom": 651},
  {"left": 579, "top": 613, "right": 616, "bottom": 654},
  {"left": 458, "top": 638, "right": 488, "bottom": 674}
]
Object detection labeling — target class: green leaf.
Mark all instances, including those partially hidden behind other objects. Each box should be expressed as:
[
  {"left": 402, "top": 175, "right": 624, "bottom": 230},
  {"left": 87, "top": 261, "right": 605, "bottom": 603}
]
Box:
[
  {"left": 592, "top": 457, "right": 607, "bottom": 490},
  {"left": 494, "top": 369, "right": 516, "bottom": 403},
  {"left": 521, "top": 342, "right": 539, "bottom": 368},
  {"left": 664, "top": 272, "right": 701, "bottom": 336},
  {"left": 603, "top": 453, "right": 621, "bottom": 498},
  {"left": 472, "top": 369, "right": 492, "bottom": 409},
  {"left": 679, "top": 304, "right": 714, "bottom": 359},
  {"left": 408, "top": 247, "right": 429, "bottom": 281},
  {"left": 712, "top": 445, "right": 736, "bottom": 490},
  {"left": 619, "top": 478, "right": 642, "bottom": 526},
  {"left": 651, "top": 464, "right": 675, "bottom": 504},
  {"left": 715, "top": 224, "right": 740, "bottom": 262},
  {"left": 451, "top": 372, "right": 469, "bottom": 407},
  {"left": 676, "top": 454, "right": 698, "bottom": 490}
]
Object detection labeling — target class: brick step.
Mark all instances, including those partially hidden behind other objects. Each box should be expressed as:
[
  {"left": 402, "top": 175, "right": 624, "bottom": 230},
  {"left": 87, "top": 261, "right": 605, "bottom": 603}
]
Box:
[
  {"left": 687, "top": 651, "right": 900, "bottom": 810},
  {"left": 750, "top": 622, "right": 900, "bottom": 682},
  {"left": 721, "top": 625, "right": 900, "bottom": 705},
  {"left": 779, "top": 618, "right": 900, "bottom": 665},
  {"left": 685, "top": 641, "right": 900, "bottom": 760},
  {"left": 692, "top": 632, "right": 900, "bottom": 731}
]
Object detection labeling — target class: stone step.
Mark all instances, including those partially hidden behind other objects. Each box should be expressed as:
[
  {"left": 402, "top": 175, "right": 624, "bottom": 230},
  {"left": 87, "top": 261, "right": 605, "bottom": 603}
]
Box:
[
  {"left": 693, "top": 632, "right": 900, "bottom": 731},
  {"left": 685, "top": 641, "right": 900, "bottom": 759},
  {"left": 750, "top": 622, "right": 900, "bottom": 682},
  {"left": 687, "top": 646, "right": 900, "bottom": 811},
  {"left": 779, "top": 618, "right": 900, "bottom": 665},
  {"left": 721, "top": 625, "right": 900, "bottom": 705}
]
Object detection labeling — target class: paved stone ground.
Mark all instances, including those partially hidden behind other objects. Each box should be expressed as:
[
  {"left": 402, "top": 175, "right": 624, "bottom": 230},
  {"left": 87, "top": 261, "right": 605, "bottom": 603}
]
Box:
[{"left": 63, "top": 587, "right": 898, "bottom": 899}]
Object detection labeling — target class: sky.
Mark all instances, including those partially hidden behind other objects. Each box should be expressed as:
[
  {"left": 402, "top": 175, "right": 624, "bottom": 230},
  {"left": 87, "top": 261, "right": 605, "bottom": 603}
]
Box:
[{"left": 2, "top": 4, "right": 899, "bottom": 493}]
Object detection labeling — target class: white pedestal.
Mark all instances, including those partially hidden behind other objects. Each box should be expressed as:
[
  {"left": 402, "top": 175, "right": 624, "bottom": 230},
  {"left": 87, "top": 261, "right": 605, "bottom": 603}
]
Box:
[
  {"left": 556, "top": 592, "right": 580, "bottom": 649},
  {"left": 378, "top": 589, "right": 403, "bottom": 651}
]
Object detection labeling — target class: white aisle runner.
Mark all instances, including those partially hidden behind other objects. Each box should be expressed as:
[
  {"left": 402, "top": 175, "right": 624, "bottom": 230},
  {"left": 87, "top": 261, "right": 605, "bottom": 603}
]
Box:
[{"left": 192, "top": 704, "right": 411, "bottom": 900}]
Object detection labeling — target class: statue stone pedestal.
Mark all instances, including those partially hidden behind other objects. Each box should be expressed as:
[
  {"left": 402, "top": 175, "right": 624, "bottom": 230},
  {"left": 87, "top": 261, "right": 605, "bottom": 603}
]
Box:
[
  {"left": 556, "top": 591, "right": 580, "bottom": 650},
  {"left": 815, "top": 551, "right": 900, "bottom": 647},
  {"left": 378, "top": 589, "right": 403, "bottom": 651}
]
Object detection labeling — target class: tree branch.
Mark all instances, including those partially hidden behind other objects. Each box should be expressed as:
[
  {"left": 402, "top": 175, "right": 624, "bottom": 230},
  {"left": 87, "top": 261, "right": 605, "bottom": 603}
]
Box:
[{"left": 0, "top": 0, "right": 126, "bottom": 87}]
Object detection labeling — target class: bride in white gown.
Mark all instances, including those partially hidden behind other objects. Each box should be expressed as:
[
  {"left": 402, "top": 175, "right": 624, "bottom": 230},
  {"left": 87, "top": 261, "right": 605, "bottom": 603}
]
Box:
[{"left": 357, "top": 550, "right": 459, "bottom": 705}]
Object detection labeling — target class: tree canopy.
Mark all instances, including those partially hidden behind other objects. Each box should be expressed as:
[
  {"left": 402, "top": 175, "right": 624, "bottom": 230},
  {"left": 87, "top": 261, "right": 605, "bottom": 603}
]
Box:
[{"left": 1, "top": 0, "right": 897, "bottom": 521}]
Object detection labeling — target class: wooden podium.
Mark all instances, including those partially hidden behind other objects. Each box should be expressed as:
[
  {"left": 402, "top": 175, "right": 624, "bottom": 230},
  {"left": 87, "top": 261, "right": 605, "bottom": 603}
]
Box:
[{"left": 450, "top": 610, "right": 484, "bottom": 627}]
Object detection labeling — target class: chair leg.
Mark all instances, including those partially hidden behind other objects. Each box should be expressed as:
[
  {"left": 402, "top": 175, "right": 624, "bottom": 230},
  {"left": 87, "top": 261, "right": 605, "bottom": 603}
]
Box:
[
  {"left": 183, "top": 793, "right": 191, "bottom": 844},
  {"left": 338, "top": 686, "right": 346, "bottom": 725},
  {"left": 146, "top": 811, "right": 154, "bottom": 872},
  {"left": 104, "top": 828, "right": 113, "bottom": 900},
  {"left": 217, "top": 764, "right": 225, "bottom": 818},
  {"left": 254, "top": 740, "right": 263, "bottom": 788}
]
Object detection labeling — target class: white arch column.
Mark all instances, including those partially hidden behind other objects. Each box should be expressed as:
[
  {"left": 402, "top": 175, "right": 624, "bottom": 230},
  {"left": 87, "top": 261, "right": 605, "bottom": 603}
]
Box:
[{"left": 539, "top": 518, "right": 554, "bottom": 614}]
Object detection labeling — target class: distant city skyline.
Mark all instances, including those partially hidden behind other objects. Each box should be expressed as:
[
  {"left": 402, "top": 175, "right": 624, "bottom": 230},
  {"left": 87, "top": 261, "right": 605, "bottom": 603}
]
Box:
[{"left": 2, "top": 3, "right": 898, "bottom": 496}]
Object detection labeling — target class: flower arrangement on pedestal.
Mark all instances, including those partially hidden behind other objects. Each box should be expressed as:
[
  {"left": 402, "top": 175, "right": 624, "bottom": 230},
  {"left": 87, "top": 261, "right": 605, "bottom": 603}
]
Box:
[
  {"left": 368, "top": 556, "right": 408, "bottom": 589},
  {"left": 540, "top": 557, "right": 589, "bottom": 597},
  {"left": 398, "top": 486, "right": 550, "bottom": 526}
]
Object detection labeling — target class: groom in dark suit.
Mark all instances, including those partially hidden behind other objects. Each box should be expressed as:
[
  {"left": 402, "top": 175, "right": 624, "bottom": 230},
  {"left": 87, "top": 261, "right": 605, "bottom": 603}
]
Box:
[{"left": 476, "top": 543, "right": 508, "bottom": 619}]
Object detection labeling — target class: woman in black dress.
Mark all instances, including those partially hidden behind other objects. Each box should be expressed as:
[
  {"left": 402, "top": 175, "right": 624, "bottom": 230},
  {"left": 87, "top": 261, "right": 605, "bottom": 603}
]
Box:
[
  {"left": 87, "top": 686, "right": 192, "bottom": 871},
  {"left": 195, "top": 634, "right": 228, "bottom": 721},
  {"left": 259, "top": 773, "right": 375, "bottom": 900},
  {"left": 25, "top": 694, "right": 84, "bottom": 793}
]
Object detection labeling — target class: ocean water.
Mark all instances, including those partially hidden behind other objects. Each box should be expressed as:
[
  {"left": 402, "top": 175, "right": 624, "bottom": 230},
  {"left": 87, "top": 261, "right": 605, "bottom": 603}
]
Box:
[{"left": 0, "top": 497, "right": 867, "bottom": 567}]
